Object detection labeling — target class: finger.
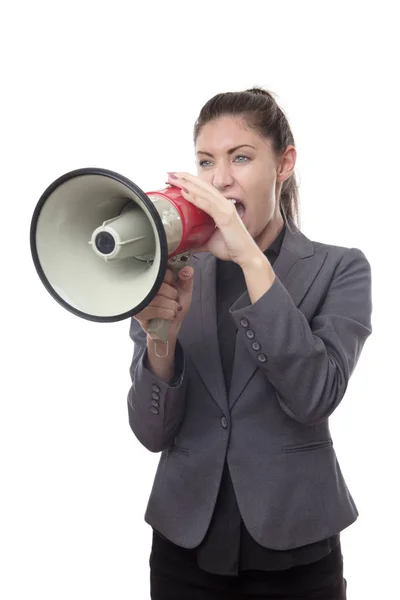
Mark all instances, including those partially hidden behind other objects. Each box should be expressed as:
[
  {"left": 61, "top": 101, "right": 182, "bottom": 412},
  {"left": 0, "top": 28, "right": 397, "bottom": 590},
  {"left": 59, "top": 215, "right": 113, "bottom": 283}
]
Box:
[
  {"left": 139, "top": 301, "right": 180, "bottom": 321},
  {"left": 164, "top": 268, "right": 177, "bottom": 285},
  {"left": 148, "top": 297, "right": 181, "bottom": 313},
  {"left": 181, "top": 186, "right": 235, "bottom": 223},
  {"left": 144, "top": 307, "right": 177, "bottom": 322},
  {"left": 157, "top": 282, "right": 179, "bottom": 301},
  {"left": 168, "top": 173, "right": 235, "bottom": 223},
  {"left": 172, "top": 175, "right": 230, "bottom": 208},
  {"left": 168, "top": 172, "right": 214, "bottom": 194},
  {"left": 169, "top": 176, "right": 219, "bottom": 202},
  {"left": 177, "top": 266, "right": 195, "bottom": 293},
  {"left": 134, "top": 307, "right": 177, "bottom": 330}
]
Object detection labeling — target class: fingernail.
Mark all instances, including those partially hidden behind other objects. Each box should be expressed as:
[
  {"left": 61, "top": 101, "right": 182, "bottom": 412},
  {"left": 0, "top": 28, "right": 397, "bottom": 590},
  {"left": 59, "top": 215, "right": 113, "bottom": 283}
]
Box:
[
  {"left": 167, "top": 172, "right": 178, "bottom": 179},
  {"left": 182, "top": 186, "right": 189, "bottom": 193},
  {"left": 177, "top": 304, "right": 183, "bottom": 311},
  {"left": 181, "top": 269, "right": 191, "bottom": 277}
]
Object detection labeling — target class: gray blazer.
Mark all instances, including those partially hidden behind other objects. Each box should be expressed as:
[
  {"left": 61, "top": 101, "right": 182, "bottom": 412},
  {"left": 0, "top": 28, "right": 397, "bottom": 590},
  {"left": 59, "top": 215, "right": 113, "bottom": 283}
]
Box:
[{"left": 127, "top": 219, "right": 372, "bottom": 551}]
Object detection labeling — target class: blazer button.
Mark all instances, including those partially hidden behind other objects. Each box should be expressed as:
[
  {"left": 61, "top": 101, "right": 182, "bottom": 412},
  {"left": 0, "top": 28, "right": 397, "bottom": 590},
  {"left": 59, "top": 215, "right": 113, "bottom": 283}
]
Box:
[
  {"left": 240, "top": 318, "right": 249, "bottom": 328},
  {"left": 151, "top": 399, "right": 159, "bottom": 408},
  {"left": 252, "top": 341, "right": 261, "bottom": 351},
  {"left": 152, "top": 384, "right": 161, "bottom": 393},
  {"left": 258, "top": 354, "right": 267, "bottom": 363},
  {"left": 150, "top": 406, "right": 159, "bottom": 414},
  {"left": 221, "top": 416, "right": 228, "bottom": 429},
  {"left": 246, "top": 330, "right": 255, "bottom": 339},
  {"left": 152, "top": 392, "right": 160, "bottom": 400}
]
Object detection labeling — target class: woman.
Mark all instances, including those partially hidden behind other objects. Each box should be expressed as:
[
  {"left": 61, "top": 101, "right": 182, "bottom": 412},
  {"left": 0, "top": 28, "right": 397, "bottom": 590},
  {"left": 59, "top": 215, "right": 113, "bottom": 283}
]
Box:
[{"left": 127, "top": 88, "right": 372, "bottom": 599}]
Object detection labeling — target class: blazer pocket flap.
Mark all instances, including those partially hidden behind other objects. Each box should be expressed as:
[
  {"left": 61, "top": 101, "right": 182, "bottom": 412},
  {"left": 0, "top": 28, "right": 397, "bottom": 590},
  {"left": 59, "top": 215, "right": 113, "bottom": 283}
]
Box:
[{"left": 283, "top": 439, "right": 333, "bottom": 454}]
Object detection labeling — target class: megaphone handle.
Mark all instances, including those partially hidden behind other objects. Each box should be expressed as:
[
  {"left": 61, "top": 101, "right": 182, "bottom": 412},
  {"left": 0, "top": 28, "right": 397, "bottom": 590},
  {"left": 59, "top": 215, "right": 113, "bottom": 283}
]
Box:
[
  {"left": 147, "top": 318, "right": 171, "bottom": 344},
  {"left": 147, "top": 252, "right": 191, "bottom": 356}
]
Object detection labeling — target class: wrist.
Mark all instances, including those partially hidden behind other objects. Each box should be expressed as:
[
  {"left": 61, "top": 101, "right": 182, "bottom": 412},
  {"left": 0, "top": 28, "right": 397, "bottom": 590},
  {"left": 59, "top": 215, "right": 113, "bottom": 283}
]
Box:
[
  {"left": 239, "top": 251, "right": 276, "bottom": 304},
  {"left": 146, "top": 336, "right": 177, "bottom": 383},
  {"left": 237, "top": 247, "right": 269, "bottom": 271}
]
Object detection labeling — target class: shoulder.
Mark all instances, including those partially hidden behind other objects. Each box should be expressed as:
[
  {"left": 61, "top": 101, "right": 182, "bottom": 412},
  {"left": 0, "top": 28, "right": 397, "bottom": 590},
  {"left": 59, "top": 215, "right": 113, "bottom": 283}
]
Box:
[
  {"left": 312, "top": 240, "right": 371, "bottom": 272},
  {"left": 300, "top": 227, "right": 371, "bottom": 270},
  {"left": 285, "top": 223, "right": 372, "bottom": 287},
  {"left": 303, "top": 238, "right": 372, "bottom": 299}
]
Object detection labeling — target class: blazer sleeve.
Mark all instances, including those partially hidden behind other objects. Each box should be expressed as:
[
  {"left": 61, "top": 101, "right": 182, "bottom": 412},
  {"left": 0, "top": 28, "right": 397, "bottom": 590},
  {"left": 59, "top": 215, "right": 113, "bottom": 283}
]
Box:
[
  {"left": 127, "top": 317, "right": 188, "bottom": 452},
  {"left": 230, "top": 248, "right": 372, "bottom": 424}
]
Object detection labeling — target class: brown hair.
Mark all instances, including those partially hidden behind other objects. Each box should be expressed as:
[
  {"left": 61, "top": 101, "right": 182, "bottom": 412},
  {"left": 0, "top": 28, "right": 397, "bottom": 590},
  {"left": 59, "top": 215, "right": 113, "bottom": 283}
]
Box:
[{"left": 193, "top": 87, "right": 300, "bottom": 228}]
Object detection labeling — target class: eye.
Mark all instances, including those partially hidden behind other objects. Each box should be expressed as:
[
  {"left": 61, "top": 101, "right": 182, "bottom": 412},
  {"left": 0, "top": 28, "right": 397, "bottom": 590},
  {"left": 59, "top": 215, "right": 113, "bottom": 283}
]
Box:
[
  {"left": 234, "top": 155, "right": 249, "bottom": 163},
  {"left": 198, "top": 159, "right": 213, "bottom": 168}
]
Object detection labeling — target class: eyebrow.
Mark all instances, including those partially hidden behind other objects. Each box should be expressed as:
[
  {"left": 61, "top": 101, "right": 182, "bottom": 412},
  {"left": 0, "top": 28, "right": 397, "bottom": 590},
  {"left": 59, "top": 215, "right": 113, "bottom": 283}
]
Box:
[{"left": 196, "top": 144, "right": 256, "bottom": 158}]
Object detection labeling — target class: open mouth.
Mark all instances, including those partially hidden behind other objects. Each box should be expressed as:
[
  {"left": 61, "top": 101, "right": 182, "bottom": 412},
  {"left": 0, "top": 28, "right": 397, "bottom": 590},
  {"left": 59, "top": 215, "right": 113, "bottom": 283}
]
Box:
[{"left": 230, "top": 199, "right": 246, "bottom": 219}]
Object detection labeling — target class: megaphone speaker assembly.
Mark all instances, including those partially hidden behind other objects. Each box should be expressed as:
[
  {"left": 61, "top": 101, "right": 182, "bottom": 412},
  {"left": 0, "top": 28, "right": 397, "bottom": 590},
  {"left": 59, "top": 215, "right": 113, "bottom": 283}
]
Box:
[{"left": 30, "top": 168, "right": 214, "bottom": 346}]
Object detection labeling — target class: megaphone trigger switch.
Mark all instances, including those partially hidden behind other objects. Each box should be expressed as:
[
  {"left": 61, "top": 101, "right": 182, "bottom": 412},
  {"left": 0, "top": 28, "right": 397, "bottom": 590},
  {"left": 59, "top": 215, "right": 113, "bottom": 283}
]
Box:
[{"left": 94, "top": 231, "right": 116, "bottom": 255}]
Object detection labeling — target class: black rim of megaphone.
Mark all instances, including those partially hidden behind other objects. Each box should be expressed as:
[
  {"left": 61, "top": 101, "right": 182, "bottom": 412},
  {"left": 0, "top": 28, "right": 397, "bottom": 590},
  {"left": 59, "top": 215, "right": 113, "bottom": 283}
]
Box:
[{"left": 30, "top": 167, "right": 169, "bottom": 323}]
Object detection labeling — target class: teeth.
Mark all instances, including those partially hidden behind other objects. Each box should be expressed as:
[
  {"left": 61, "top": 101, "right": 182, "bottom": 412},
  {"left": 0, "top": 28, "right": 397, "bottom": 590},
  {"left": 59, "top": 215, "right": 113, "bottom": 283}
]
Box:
[{"left": 229, "top": 199, "right": 237, "bottom": 204}]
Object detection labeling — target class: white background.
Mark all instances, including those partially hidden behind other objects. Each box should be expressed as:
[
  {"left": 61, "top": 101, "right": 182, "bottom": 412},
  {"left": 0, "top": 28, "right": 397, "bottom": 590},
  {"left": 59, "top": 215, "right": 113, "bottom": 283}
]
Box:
[{"left": 1, "top": 1, "right": 399, "bottom": 598}]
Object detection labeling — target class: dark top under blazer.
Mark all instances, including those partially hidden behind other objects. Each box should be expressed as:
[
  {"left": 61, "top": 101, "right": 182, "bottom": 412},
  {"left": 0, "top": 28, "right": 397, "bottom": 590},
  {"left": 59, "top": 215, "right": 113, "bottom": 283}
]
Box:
[{"left": 127, "top": 218, "right": 372, "bottom": 567}]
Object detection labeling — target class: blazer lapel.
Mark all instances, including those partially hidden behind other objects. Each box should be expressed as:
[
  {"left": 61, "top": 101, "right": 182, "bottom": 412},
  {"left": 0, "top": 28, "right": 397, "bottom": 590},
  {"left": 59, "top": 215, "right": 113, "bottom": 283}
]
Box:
[
  {"left": 228, "top": 221, "right": 328, "bottom": 410},
  {"left": 179, "top": 252, "right": 228, "bottom": 414}
]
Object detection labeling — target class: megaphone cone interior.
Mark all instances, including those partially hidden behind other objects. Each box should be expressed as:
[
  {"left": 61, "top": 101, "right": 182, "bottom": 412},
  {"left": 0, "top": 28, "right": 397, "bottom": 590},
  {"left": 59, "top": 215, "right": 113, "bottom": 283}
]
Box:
[{"left": 30, "top": 168, "right": 171, "bottom": 322}]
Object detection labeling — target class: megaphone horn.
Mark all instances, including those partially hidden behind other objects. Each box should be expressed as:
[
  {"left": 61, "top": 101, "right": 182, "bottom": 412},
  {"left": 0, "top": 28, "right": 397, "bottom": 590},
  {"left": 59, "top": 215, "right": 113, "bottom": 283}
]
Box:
[{"left": 30, "top": 168, "right": 215, "bottom": 345}]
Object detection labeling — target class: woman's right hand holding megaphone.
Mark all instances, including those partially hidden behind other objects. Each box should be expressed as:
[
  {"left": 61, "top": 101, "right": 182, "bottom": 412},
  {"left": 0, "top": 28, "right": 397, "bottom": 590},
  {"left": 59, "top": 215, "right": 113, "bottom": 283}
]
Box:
[{"left": 133, "top": 266, "right": 194, "bottom": 382}]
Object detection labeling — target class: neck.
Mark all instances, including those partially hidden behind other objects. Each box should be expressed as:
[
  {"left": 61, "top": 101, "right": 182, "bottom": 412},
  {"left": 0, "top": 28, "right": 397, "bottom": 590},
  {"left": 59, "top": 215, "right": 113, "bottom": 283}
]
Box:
[{"left": 255, "top": 212, "right": 285, "bottom": 253}]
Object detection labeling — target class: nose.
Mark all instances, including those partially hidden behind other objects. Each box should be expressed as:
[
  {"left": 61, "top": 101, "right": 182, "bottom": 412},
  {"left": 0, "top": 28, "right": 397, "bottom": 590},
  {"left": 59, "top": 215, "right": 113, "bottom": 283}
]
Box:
[{"left": 211, "top": 163, "right": 234, "bottom": 191}]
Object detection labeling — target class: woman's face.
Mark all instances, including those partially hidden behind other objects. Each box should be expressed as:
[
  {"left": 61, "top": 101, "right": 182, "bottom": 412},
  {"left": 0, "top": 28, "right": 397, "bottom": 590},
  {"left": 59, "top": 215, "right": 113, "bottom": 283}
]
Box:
[{"left": 195, "top": 115, "right": 295, "bottom": 249}]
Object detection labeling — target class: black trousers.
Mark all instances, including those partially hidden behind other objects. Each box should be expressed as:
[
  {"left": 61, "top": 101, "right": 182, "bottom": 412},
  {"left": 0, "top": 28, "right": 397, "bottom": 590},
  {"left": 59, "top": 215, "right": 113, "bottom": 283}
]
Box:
[{"left": 150, "top": 532, "right": 347, "bottom": 600}]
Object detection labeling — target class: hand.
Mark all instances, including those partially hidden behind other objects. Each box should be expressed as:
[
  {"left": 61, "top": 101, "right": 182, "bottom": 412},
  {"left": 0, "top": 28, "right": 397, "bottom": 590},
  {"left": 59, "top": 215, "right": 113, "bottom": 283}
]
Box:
[
  {"left": 133, "top": 266, "right": 194, "bottom": 338},
  {"left": 167, "top": 172, "right": 262, "bottom": 265}
]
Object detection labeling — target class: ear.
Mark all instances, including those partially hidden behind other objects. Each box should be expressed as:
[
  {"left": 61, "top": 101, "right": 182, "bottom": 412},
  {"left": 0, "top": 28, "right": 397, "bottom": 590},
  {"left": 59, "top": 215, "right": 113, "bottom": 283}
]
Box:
[{"left": 277, "top": 145, "right": 296, "bottom": 182}]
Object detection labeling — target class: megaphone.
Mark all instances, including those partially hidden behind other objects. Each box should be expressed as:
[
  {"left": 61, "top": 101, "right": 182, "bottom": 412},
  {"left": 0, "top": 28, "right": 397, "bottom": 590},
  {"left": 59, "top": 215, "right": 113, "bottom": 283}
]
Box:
[{"left": 30, "top": 167, "right": 215, "bottom": 343}]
